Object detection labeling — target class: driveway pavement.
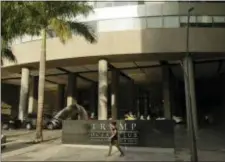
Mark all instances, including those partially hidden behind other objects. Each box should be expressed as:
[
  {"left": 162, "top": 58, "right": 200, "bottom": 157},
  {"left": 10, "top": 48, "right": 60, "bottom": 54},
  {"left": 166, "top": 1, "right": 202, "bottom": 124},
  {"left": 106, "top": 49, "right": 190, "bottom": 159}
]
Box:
[
  {"left": 2, "top": 126, "right": 225, "bottom": 161},
  {"left": 2, "top": 141, "right": 175, "bottom": 161},
  {"left": 1, "top": 130, "right": 61, "bottom": 154}
]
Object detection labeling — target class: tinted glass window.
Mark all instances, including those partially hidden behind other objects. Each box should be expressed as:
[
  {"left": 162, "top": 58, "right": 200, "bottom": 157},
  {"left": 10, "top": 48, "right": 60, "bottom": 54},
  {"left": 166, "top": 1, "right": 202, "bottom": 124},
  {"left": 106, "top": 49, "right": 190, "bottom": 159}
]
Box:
[
  {"left": 96, "top": 2, "right": 113, "bottom": 8},
  {"left": 113, "top": 1, "right": 129, "bottom": 6}
]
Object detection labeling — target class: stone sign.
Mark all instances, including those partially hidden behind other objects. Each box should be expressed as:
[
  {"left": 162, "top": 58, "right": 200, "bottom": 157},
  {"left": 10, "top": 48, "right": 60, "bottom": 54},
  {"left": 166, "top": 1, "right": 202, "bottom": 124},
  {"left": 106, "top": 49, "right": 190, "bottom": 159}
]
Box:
[
  {"left": 62, "top": 120, "right": 174, "bottom": 148},
  {"left": 89, "top": 122, "right": 139, "bottom": 145}
]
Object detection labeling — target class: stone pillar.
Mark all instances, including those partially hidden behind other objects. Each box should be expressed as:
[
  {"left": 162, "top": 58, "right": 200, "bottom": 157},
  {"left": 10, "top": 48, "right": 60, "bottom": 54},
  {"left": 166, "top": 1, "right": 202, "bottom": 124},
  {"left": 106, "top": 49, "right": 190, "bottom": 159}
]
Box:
[
  {"left": 67, "top": 74, "right": 77, "bottom": 106},
  {"left": 98, "top": 59, "right": 108, "bottom": 120},
  {"left": 111, "top": 70, "right": 119, "bottom": 120},
  {"left": 28, "top": 76, "right": 38, "bottom": 114},
  {"left": 18, "top": 68, "right": 30, "bottom": 121},
  {"left": 162, "top": 63, "right": 172, "bottom": 119},
  {"left": 183, "top": 56, "right": 198, "bottom": 133},
  {"left": 57, "top": 84, "right": 65, "bottom": 111}
]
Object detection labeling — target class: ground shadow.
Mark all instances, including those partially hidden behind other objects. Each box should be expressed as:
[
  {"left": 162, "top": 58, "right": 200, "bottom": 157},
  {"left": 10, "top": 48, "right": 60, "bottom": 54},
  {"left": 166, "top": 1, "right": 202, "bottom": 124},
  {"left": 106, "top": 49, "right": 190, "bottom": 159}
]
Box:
[
  {"left": 2, "top": 142, "right": 33, "bottom": 154},
  {"left": 2, "top": 136, "right": 60, "bottom": 154}
]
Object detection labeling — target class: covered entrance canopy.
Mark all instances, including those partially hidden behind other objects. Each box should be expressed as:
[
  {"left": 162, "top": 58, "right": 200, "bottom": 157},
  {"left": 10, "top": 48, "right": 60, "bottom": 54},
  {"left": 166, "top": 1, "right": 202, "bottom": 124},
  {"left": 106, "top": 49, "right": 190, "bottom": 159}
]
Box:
[{"left": 2, "top": 56, "right": 225, "bottom": 124}]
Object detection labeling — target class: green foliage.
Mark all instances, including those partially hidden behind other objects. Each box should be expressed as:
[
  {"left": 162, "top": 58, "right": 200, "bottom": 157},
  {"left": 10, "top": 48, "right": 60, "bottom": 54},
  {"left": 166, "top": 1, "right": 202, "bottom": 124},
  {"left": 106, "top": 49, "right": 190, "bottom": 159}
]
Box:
[
  {"left": 1, "top": 1, "right": 96, "bottom": 64},
  {"left": 1, "top": 39, "right": 17, "bottom": 65}
]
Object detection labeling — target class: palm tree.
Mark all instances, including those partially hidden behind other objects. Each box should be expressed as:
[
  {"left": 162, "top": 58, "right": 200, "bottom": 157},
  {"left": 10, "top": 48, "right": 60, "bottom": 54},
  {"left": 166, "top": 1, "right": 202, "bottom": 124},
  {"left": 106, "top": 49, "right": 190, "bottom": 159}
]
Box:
[
  {"left": 21, "top": 2, "right": 96, "bottom": 142},
  {"left": 1, "top": 2, "right": 20, "bottom": 65},
  {"left": 1, "top": 2, "right": 40, "bottom": 65}
]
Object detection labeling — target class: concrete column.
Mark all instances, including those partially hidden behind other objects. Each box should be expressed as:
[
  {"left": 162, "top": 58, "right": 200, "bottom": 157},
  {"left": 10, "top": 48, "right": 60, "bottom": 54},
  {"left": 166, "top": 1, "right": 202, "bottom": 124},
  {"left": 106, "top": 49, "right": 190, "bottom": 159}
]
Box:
[
  {"left": 183, "top": 56, "right": 198, "bottom": 133},
  {"left": 18, "top": 68, "right": 30, "bottom": 121},
  {"left": 67, "top": 74, "right": 77, "bottom": 106},
  {"left": 28, "top": 76, "right": 38, "bottom": 114},
  {"left": 98, "top": 59, "right": 108, "bottom": 120},
  {"left": 57, "top": 84, "right": 65, "bottom": 111},
  {"left": 111, "top": 70, "right": 119, "bottom": 120},
  {"left": 162, "top": 63, "right": 172, "bottom": 119}
]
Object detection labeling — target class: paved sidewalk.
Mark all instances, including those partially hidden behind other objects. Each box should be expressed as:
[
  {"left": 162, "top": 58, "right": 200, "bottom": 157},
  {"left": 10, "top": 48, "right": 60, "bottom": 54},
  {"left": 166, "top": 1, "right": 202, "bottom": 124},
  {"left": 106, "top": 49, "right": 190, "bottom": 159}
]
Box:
[
  {"left": 2, "top": 130, "right": 62, "bottom": 155},
  {"left": 175, "top": 148, "right": 225, "bottom": 161},
  {"left": 174, "top": 125, "right": 225, "bottom": 161},
  {"left": 2, "top": 141, "right": 175, "bottom": 161},
  {"left": 2, "top": 126, "right": 225, "bottom": 161},
  {"left": 2, "top": 140, "right": 225, "bottom": 161}
]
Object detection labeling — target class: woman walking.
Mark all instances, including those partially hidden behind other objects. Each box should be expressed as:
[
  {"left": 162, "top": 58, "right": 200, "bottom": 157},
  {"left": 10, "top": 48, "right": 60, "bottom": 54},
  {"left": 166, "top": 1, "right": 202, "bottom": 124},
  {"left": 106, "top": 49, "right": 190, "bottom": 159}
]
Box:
[{"left": 108, "top": 121, "right": 125, "bottom": 157}]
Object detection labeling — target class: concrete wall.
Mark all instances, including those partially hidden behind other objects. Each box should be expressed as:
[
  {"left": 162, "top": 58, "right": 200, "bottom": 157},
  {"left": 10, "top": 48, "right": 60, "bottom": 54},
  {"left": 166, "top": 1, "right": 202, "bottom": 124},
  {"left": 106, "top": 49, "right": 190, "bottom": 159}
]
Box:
[
  {"left": 10, "top": 2, "right": 225, "bottom": 38},
  {"left": 2, "top": 28, "right": 225, "bottom": 70},
  {"left": 62, "top": 120, "right": 175, "bottom": 148}
]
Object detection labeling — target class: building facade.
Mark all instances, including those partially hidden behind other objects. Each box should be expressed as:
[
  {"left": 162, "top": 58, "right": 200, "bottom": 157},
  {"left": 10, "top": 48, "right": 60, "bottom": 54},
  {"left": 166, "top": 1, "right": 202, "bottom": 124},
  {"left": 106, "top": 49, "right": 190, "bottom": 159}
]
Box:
[{"left": 1, "top": 1, "right": 225, "bottom": 125}]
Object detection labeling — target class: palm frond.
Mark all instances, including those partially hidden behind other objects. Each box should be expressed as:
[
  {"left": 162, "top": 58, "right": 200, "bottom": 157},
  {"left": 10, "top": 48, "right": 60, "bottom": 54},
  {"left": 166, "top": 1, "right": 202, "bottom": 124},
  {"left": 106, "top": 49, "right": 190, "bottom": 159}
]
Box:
[
  {"left": 68, "top": 21, "right": 96, "bottom": 43},
  {"left": 1, "top": 47, "right": 17, "bottom": 65},
  {"left": 48, "top": 18, "right": 72, "bottom": 44},
  {"left": 1, "top": 1, "right": 97, "bottom": 65},
  {"left": 49, "top": 18, "right": 96, "bottom": 44},
  {"left": 45, "top": 1, "right": 94, "bottom": 19},
  {"left": 1, "top": 39, "right": 17, "bottom": 65},
  {"left": 2, "top": 2, "right": 43, "bottom": 41}
]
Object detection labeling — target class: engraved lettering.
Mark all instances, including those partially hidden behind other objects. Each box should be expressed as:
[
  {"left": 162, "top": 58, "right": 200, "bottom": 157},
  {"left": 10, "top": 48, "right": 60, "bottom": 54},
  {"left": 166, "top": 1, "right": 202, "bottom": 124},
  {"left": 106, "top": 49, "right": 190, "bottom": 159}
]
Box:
[
  {"left": 128, "top": 133, "right": 132, "bottom": 138},
  {"left": 131, "top": 123, "right": 136, "bottom": 130},
  {"left": 100, "top": 124, "right": 106, "bottom": 130},
  {"left": 92, "top": 124, "right": 96, "bottom": 130},
  {"left": 119, "top": 123, "right": 127, "bottom": 130}
]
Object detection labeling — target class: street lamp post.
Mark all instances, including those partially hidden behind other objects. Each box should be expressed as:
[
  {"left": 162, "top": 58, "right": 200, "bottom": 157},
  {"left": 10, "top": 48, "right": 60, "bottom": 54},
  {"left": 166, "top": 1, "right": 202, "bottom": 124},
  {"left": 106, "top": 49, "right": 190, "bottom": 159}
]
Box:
[{"left": 183, "top": 7, "right": 198, "bottom": 162}]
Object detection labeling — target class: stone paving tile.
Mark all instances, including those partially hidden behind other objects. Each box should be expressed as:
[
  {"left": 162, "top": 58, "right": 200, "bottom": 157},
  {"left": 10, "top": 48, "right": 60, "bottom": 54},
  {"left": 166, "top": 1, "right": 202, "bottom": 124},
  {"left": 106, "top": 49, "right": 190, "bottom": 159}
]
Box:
[
  {"left": 3, "top": 142, "right": 225, "bottom": 161},
  {"left": 2, "top": 127, "right": 225, "bottom": 161},
  {"left": 3, "top": 143, "right": 175, "bottom": 162},
  {"left": 175, "top": 148, "right": 225, "bottom": 162},
  {"left": 46, "top": 146, "right": 175, "bottom": 161},
  {"left": 2, "top": 143, "right": 62, "bottom": 161}
]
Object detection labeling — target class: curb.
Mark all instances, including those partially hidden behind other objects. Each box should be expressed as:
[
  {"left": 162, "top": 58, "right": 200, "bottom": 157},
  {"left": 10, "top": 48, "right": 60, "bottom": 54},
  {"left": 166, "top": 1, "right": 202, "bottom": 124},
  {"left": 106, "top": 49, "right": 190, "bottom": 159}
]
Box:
[
  {"left": 3, "top": 131, "right": 34, "bottom": 138},
  {"left": 1, "top": 140, "right": 25, "bottom": 146},
  {"left": 63, "top": 144, "right": 174, "bottom": 154}
]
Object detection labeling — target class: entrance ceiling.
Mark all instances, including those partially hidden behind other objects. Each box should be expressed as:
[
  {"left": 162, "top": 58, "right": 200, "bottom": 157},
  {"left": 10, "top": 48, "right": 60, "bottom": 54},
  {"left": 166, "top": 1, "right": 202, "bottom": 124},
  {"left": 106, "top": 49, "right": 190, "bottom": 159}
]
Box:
[{"left": 2, "top": 59, "right": 225, "bottom": 90}]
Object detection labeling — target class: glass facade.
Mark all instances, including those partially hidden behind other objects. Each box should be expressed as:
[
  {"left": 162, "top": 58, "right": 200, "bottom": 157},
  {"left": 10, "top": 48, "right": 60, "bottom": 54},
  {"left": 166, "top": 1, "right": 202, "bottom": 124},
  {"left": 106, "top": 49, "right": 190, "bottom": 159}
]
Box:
[
  {"left": 87, "top": 15, "right": 225, "bottom": 32},
  {"left": 94, "top": 0, "right": 144, "bottom": 8},
  {"left": 16, "top": 15, "right": 225, "bottom": 44},
  {"left": 15, "top": 1, "right": 225, "bottom": 44}
]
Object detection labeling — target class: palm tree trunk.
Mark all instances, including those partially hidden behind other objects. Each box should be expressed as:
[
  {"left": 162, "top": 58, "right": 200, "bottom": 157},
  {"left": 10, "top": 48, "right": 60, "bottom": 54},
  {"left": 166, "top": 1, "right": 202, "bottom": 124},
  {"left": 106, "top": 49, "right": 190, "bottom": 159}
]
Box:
[{"left": 35, "top": 28, "right": 46, "bottom": 143}]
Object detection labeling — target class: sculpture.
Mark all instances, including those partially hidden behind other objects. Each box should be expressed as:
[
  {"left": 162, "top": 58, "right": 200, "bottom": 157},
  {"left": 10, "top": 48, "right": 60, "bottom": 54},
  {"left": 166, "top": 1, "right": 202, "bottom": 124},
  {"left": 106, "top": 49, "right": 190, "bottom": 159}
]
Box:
[{"left": 47, "top": 103, "right": 88, "bottom": 130}]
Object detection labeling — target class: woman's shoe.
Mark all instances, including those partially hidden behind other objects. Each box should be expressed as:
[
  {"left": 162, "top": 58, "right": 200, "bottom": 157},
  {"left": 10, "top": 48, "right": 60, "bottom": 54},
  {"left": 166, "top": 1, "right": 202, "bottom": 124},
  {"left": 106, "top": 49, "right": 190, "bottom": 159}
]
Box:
[{"left": 120, "top": 154, "right": 125, "bottom": 157}]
